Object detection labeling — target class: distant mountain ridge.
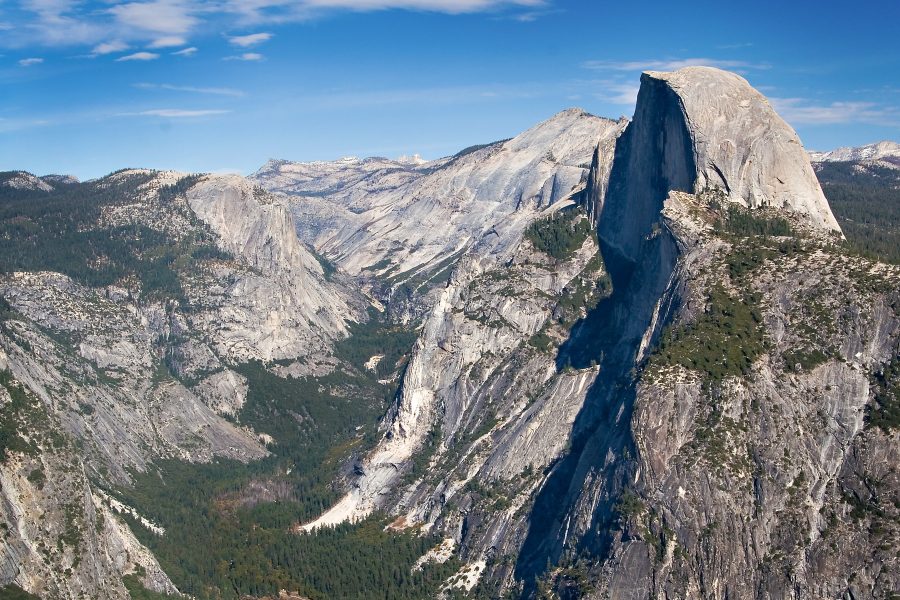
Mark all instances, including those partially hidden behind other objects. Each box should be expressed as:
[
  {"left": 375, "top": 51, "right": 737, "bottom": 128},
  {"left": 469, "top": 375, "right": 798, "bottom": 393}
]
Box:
[
  {"left": 0, "top": 170, "right": 79, "bottom": 193},
  {"left": 810, "top": 140, "right": 900, "bottom": 164}
]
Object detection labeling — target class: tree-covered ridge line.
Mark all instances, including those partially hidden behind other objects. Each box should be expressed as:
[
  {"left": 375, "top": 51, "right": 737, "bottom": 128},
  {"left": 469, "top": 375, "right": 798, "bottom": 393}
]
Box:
[
  {"left": 0, "top": 170, "right": 226, "bottom": 302},
  {"left": 814, "top": 161, "right": 900, "bottom": 264}
]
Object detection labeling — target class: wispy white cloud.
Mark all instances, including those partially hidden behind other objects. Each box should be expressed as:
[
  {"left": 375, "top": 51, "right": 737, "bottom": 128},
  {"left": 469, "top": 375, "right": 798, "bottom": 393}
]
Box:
[
  {"left": 583, "top": 57, "right": 770, "bottom": 72},
  {"left": 228, "top": 32, "right": 273, "bottom": 47},
  {"left": 771, "top": 97, "right": 900, "bottom": 128},
  {"left": 92, "top": 40, "right": 130, "bottom": 55},
  {"left": 0, "top": 116, "right": 52, "bottom": 133},
  {"left": 594, "top": 81, "right": 640, "bottom": 105},
  {"left": 224, "top": 0, "right": 546, "bottom": 23},
  {"left": 18, "top": 57, "right": 44, "bottom": 66},
  {"left": 289, "top": 0, "right": 542, "bottom": 12},
  {"left": 149, "top": 35, "right": 187, "bottom": 48},
  {"left": 108, "top": 1, "right": 197, "bottom": 36},
  {"left": 224, "top": 52, "right": 264, "bottom": 61},
  {"left": 4, "top": 0, "right": 544, "bottom": 50},
  {"left": 511, "top": 9, "right": 548, "bottom": 21},
  {"left": 135, "top": 82, "right": 245, "bottom": 97},
  {"left": 120, "top": 108, "right": 232, "bottom": 118},
  {"left": 116, "top": 51, "right": 160, "bottom": 61},
  {"left": 172, "top": 46, "right": 198, "bottom": 56},
  {"left": 14, "top": 0, "right": 106, "bottom": 46}
]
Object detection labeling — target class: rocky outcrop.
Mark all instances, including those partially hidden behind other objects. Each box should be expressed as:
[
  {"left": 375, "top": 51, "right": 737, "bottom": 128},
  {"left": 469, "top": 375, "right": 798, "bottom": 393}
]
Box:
[
  {"left": 252, "top": 157, "right": 423, "bottom": 252},
  {"left": 568, "top": 192, "right": 898, "bottom": 600},
  {"left": 0, "top": 271, "right": 267, "bottom": 482},
  {"left": 253, "top": 156, "right": 421, "bottom": 206},
  {"left": 662, "top": 67, "right": 841, "bottom": 231},
  {"left": 579, "top": 117, "right": 628, "bottom": 225},
  {"left": 0, "top": 366, "right": 180, "bottom": 599},
  {"left": 185, "top": 175, "right": 364, "bottom": 362},
  {"left": 302, "top": 204, "right": 609, "bottom": 530}
]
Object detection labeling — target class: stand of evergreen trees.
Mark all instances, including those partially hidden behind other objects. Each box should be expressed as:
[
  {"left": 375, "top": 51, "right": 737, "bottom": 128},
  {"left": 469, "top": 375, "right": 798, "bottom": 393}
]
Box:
[
  {"left": 815, "top": 161, "right": 900, "bottom": 264},
  {"left": 0, "top": 171, "right": 220, "bottom": 301},
  {"left": 111, "top": 315, "right": 456, "bottom": 599}
]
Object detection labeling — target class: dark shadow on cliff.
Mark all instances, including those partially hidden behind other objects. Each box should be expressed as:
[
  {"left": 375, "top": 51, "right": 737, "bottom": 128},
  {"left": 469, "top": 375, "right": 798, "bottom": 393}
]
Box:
[
  {"left": 514, "top": 239, "right": 647, "bottom": 592},
  {"left": 513, "top": 71, "right": 696, "bottom": 595}
]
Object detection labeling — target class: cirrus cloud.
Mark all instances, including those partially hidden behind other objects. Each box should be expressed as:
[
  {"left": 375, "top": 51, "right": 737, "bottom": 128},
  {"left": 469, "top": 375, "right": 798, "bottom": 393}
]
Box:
[
  {"left": 224, "top": 52, "right": 264, "bottom": 61},
  {"left": 228, "top": 32, "right": 273, "bottom": 47},
  {"left": 121, "top": 108, "right": 232, "bottom": 117},
  {"left": 91, "top": 40, "right": 130, "bottom": 55},
  {"left": 4, "top": 0, "right": 546, "bottom": 50},
  {"left": 108, "top": 1, "right": 197, "bottom": 35},
  {"left": 771, "top": 97, "right": 900, "bottom": 128},
  {"left": 135, "top": 82, "right": 245, "bottom": 97},
  {"left": 116, "top": 51, "right": 160, "bottom": 61},
  {"left": 149, "top": 35, "right": 187, "bottom": 48}
]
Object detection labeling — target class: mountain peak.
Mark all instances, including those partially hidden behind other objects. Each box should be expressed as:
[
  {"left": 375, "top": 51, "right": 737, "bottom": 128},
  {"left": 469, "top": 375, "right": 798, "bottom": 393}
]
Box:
[
  {"left": 650, "top": 66, "right": 839, "bottom": 229},
  {"left": 0, "top": 170, "right": 54, "bottom": 192},
  {"left": 395, "top": 153, "right": 427, "bottom": 165},
  {"left": 598, "top": 65, "right": 842, "bottom": 261}
]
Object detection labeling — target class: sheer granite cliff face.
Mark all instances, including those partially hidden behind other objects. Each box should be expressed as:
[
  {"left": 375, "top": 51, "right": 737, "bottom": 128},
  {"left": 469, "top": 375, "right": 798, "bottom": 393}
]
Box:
[
  {"left": 649, "top": 68, "right": 840, "bottom": 231},
  {"left": 0, "top": 350, "right": 181, "bottom": 599},
  {"left": 185, "top": 175, "right": 364, "bottom": 362},
  {"left": 553, "top": 191, "right": 898, "bottom": 599},
  {"left": 600, "top": 67, "right": 841, "bottom": 264}
]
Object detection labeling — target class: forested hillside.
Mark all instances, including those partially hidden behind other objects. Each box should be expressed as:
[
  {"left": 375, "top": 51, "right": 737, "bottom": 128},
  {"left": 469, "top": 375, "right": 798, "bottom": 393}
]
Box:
[{"left": 815, "top": 161, "right": 900, "bottom": 263}]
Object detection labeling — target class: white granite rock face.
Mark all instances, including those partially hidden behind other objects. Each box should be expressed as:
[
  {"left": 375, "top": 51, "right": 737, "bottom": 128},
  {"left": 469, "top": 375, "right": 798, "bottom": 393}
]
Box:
[
  {"left": 304, "top": 214, "right": 609, "bottom": 530},
  {"left": 255, "top": 109, "right": 621, "bottom": 282},
  {"left": 185, "top": 175, "right": 364, "bottom": 362},
  {"left": 0, "top": 377, "right": 181, "bottom": 599},
  {"left": 648, "top": 67, "right": 841, "bottom": 231},
  {"left": 0, "top": 271, "right": 268, "bottom": 482},
  {"left": 553, "top": 191, "right": 899, "bottom": 599},
  {"left": 601, "top": 66, "right": 842, "bottom": 262},
  {"left": 301, "top": 108, "right": 626, "bottom": 532}
]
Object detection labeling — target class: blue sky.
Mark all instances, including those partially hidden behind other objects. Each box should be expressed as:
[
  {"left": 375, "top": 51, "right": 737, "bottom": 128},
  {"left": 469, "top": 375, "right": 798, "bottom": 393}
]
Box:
[{"left": 1, "top": 0, "right": 898, "bottom": 179}]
